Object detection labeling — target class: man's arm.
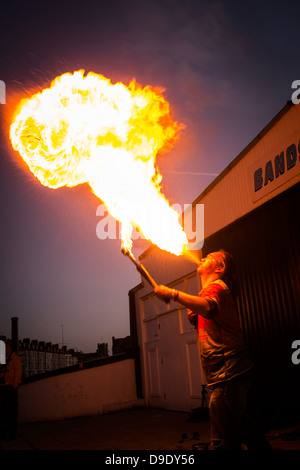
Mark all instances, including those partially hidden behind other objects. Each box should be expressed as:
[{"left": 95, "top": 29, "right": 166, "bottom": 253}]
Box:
[{"left": 154, "top": 285, "right": 211, "bottom": 317}]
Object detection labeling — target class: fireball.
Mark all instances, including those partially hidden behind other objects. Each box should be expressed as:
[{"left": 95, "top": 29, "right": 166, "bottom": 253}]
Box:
[{"left": 10, "top": 70, "right": 187, "bottom": 255}]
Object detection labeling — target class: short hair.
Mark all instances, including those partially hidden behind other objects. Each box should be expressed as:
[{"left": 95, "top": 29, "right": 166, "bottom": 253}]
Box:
[
  {"left": 219, "top": 249, "right": 238, "bottom": 299},
  {"left": 219, "top": 249, "right": 235, "bottom": 275}
]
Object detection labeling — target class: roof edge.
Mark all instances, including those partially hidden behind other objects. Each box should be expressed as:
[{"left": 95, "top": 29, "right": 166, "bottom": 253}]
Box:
[{"left": 192, "top": 100, "right": 294, "bottom": 206}]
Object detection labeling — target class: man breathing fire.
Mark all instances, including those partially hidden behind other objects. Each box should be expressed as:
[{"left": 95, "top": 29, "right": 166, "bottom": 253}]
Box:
[{"left": 155, "top": 249, "right": 271, "bottom": 450}]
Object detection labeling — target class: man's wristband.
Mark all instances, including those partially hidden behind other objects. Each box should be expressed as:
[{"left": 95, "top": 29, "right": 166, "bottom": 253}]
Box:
[{"left": 173, "top": 290, "right": 179, "bottom": 301}]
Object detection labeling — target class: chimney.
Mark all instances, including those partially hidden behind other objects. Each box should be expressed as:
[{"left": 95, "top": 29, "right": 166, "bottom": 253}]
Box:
[{"left": 11, "top": 317, "right": 19, "bottom": 353}]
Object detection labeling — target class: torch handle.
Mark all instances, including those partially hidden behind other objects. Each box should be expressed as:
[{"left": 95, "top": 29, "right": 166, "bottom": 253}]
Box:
[
  {"left": 135, "top": 263, "right": 157, "bottom": 289},
  {"left": 126, "top": 250, "right": 157, "bottom": 287},
  {"left": 122, "top": 249, "right": 170, "bottom": 303}
]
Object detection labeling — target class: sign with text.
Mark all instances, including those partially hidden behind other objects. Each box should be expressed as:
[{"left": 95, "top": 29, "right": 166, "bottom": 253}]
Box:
[{"left": 248, "top": 130, "right": 300, "bottom": 203}]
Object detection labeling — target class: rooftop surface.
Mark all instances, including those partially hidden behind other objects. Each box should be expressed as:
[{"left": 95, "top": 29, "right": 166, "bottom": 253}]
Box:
[{"left": 1, "top": 407, "right": 300, "bottom": 452}]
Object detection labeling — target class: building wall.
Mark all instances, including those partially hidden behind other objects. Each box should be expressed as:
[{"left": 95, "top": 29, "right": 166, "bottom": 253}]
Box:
[
  {"left": 132, "top": 259, "right": 208, "bottom": 412},
  {"left": 19, "top": 358, "right": 141, "bottom": 423}
]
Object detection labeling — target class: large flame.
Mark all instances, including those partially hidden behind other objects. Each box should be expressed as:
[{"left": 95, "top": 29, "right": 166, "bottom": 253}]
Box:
[{"left": 9, "top": 70, "right": 187, "bottom": 255}]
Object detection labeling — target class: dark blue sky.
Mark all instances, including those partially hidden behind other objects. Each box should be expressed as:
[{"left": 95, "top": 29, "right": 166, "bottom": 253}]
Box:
[{"left": 0, "top": 0, "right": 299, "bottom": 352}]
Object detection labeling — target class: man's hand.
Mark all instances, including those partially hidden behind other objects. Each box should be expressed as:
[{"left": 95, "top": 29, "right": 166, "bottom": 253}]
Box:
[
  {"left": 155, "top": 285, "right": 211, "bottom": 317},
  {"left": 154, "top": 285, "right": 176, "bottom": 301}
]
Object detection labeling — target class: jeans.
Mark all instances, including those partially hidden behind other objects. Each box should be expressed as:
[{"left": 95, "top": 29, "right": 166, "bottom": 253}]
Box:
[{"left": 209, "top": 371, "right": 271, "bottom": 450}]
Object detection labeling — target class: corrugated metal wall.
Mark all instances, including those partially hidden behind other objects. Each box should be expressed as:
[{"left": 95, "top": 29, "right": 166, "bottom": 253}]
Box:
[{"left": 202, "top": 183, "right": 300, "bottom": 422}]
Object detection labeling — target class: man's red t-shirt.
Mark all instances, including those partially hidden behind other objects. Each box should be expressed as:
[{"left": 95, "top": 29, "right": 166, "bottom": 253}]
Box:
[{"left": 188, "top": 279, "right": 253, "bottom": 386}]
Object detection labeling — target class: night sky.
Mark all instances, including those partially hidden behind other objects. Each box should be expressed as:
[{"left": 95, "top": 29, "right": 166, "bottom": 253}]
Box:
[{"left": 0, "top": 0, "right": 299, "bottom": 353}]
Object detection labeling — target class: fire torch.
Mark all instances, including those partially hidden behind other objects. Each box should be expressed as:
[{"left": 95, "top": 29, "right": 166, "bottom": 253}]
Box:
[{"left": 121, "top": 248, "right": 170, "bottom": 303}]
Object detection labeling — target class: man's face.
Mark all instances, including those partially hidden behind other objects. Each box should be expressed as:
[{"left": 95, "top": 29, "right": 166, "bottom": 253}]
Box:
[{"left": 197, "top": 252, "right": 225, "bottom": 276}]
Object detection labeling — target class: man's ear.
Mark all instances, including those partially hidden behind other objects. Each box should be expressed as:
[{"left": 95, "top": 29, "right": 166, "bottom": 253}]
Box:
[{"left": 215, "top": 265, "right": 225, "bottom": 274}]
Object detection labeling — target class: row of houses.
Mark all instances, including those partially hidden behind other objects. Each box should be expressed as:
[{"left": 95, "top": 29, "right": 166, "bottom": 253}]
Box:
[
  {"left": 0, "top": 335, "right": 79, "bottom": 377},
  {"left": 18, "top": 339, "right": 79, "bottom": 377},
  {"left": 1, "top": 323, "right": 131, "bottom": 378}
]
